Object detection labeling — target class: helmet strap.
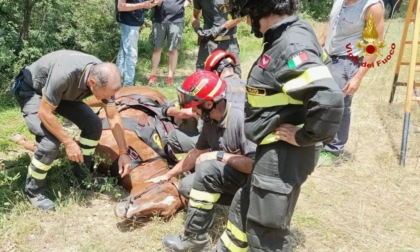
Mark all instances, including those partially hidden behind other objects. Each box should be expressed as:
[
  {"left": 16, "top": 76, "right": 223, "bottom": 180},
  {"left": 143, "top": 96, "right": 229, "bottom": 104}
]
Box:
[{"left": 216, "top": 58, "right": 234, "bottom": 75}]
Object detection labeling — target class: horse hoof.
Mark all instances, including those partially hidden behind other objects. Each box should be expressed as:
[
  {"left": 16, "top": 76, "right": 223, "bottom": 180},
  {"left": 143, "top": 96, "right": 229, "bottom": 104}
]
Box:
[{"left": 9, "top": 133, "right": 25, "bottom": 143}]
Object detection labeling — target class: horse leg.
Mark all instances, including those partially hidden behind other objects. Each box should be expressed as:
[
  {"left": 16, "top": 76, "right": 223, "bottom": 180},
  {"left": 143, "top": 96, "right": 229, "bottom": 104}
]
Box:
[{"left": 10, "top": 133, "right": 36, "bottom": 152}]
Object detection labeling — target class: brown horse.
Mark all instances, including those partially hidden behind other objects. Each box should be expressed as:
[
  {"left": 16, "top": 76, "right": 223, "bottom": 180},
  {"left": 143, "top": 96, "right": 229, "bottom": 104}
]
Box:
[
  {"left": 96, "top": 86, "right": 186, "bottom": 218},
  {"left": 12, "top": 86, "right": 187, "bottom": 219}
]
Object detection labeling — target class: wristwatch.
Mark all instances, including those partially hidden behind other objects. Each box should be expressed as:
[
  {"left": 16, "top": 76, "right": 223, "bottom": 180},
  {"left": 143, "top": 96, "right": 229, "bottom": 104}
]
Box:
[{"left": 216, "top": 151, "right": 224, "bottom": 162}]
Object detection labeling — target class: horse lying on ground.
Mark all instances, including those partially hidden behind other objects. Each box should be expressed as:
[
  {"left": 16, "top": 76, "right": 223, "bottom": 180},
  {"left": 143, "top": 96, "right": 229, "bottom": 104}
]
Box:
[{"left": 12, "top": 86, "right": 187, "bottom": 219}]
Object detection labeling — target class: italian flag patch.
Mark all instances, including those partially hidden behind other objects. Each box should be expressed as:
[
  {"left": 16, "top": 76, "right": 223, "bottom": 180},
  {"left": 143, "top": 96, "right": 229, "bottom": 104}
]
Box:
[{"left": 287, "top": 51, "right": 309, "bottom": 69}]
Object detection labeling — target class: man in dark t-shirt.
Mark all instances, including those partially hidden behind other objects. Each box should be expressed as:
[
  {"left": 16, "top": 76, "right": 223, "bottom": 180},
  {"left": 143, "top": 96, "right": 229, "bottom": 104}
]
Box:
[
  {"left": 191, "top": 0, "right": 243, "bottom": 77},
  {"left": 148, "top": 0, "right": 190, "bottom": 86},
  {"left": 13, "top": 50, "right": 131, "bottom": 211}
]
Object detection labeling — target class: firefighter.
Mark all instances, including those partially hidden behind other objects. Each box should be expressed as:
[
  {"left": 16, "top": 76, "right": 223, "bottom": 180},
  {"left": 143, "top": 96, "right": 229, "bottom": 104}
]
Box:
[
  {"left": 12, "top": 50, "right": 131, "bottom": 211},
  {"left": 148, "top": 70, "right": 256, "bottom": 251},
  {"left": 214, "top": 0, "right": 345, "bottom": 251},
  {"left": 164, "top": 49, "right": 245, "bottom": 157}
]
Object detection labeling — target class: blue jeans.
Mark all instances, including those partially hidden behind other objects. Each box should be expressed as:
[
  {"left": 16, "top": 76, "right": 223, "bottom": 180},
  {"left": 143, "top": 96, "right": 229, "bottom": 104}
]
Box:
[
  {"left": 116, "top": 23, "right": 140, "bottom": 86},
  {"left": 323, "top": 56, "right": 361, "bottom": 155}
]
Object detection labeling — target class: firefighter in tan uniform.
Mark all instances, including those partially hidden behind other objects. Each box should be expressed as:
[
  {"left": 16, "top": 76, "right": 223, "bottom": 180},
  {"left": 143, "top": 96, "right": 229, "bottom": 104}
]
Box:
[{"left": 214, "top": 0, "right": 345, "bottom": 251}]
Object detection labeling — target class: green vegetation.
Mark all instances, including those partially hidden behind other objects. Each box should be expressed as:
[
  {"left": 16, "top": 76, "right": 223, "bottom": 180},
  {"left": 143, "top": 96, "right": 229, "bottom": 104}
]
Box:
[{"left": 1, "top": 1, "right": 419, "bottom": 251}]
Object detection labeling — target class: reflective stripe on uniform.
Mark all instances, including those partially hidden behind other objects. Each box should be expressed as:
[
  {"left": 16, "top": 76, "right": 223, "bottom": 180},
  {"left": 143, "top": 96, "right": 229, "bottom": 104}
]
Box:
[
  {"left": 189, "top": 199, "right": 214, "bottom": 210},
  {"left": 28, "top": 157, "right": 52, "bottom": 180},
  {"left": 221, "top": 232, "right": 248, "bottom": 252},
  {"left": 81, "top": 148, "right": 96, "bottom": 156},
  {"left": 79, "top": 137, "right": 98, "bottom": 156},
  {"left": 226, "top": 220, "right": 247, "bottom": 242},
  {"left": 174, "top": 153, "right": 186, "bottom": 161},
  {"left": 79, "top": 137, "right": 99, "bottom": 147},
  {"left": 323, "top": 50, "right": 329, "bottom": 62},
  {"left": 190, "top": 188, "right": 221, "bottom": 203},
  {"left": 246, "top": 92, "right": 302, "bottom": 108},
  {"left": 260, "top": 124, "right": 304, "bottom": 145},
  {"left": 282, "top": 65, "right": 332, "bottom": 93}
]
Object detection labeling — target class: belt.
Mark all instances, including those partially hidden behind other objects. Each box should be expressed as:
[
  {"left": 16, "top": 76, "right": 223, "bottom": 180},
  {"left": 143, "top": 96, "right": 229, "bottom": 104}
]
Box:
[
  {"left": 329, "top": 55, "right": 349, "bottom": 59},
  {"left": 213, "top": 34, "right": 236, "bottom": 42}
]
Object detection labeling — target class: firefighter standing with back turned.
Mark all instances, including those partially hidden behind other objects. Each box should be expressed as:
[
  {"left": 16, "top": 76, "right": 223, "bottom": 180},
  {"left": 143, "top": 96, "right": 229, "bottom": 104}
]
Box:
[{"left": 214, "top": 0, "right": 345, "bottom": 251}]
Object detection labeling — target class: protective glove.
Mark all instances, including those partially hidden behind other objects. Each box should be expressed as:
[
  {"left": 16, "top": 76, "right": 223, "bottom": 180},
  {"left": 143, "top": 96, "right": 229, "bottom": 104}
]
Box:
[
  {"left": 201, "top": 26, "right": 227, "bottom": 40},
  {"left": 210, "top": 26, "right": 226, "bottom": 38},
  {"left": 161, "top": 100, "right": 177, "bottom": 117}
]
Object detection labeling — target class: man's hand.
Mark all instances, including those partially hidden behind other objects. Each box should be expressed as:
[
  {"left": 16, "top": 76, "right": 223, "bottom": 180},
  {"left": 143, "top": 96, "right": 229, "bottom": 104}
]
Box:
[
  {"left": 146, "top": 173, "right": 172, "bottom": 183},
  {"left": 273, "top": 124, "right": 300, "bottom": 146},
  {"left": 195, "top": 151, "right": 217, "bottom": 165},
  {"left": 64, "top": 139, "right": 83, "bottom": 163},
  {"left": 343, "top": 75, "right": 362, "bottom": 96},
  {"left": 210, "top": 26, "right": 226, "bottom": 38},
  {"left": 118, "top": 154, "right": 131, "bottom": 178}
]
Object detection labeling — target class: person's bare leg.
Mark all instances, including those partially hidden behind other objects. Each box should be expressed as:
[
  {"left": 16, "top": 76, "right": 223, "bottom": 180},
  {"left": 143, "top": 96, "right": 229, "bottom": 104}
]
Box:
[
  {"left": 151, "top": 48, "right": 163, "bottom": 77},
  {"left": 168, "top": 50, "right": 178, "bottom": 78}
]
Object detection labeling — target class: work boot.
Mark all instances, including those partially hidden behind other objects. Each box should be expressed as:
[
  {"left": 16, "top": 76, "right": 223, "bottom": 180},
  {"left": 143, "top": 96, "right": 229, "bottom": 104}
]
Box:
[
  {"left": 25, "top": 175, "right": 55, "bottom": 211},
  {"left": 72, "top": 162, "right": 105, "bottom": 191},
  {"left": 163, "top": 232, "right": 211, "bottom": 252}
]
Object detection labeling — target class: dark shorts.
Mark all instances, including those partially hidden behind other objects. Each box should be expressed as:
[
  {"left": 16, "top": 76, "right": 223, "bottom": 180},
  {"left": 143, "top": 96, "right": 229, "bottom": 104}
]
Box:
[{"left": 149, "top": 22, "right": 184, "bottom": 51}]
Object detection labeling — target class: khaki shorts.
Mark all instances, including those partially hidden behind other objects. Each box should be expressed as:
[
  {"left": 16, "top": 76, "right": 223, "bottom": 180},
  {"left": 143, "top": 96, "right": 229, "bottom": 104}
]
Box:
[{"left": 149, "top": 22, "right": 184, "bottom": 51}]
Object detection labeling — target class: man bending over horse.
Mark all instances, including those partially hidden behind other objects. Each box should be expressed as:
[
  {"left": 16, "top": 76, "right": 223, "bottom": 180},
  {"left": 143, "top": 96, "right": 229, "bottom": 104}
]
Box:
[
  {"left": 162, "top": 49, "right": 245, "bottom": 158},
  {"left": 147, "top": 70, "right": 255, "bottom": 251},
  {"left": 12, "top": 50, "right": 131, "bottom": 211}
]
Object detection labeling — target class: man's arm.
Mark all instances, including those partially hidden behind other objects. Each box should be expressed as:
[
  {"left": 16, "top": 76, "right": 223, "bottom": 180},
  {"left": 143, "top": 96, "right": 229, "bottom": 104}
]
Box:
[
  {"left": 104, "top": 104, "right": 131, "bottom": 177},
  {"left": 84, "top": 96, "right": 104, "bottom": 107},
  {"left": 166, "top": 107, "right": 197, "bottom": 119},
  {"left": 147, "top": 148, "right": 208, "bottom": 182},
  {"left": 117, "top": 0, "right": 157, "bottom": 12},
  {"left": 221, "top": 17, "right": 243, "bottom": 31},
  {"left": 38, "top": 97, "right": 83, "bottom": 163},
  {"left": 318, "top": 23, "right": 329, "bottom": 47},
  {"left": 219, "top": 153, "right": 254, "bottom": 174},
  {"left": 344, "top": 3, "right": 384, "bottom": 96},
  {"left": 191, "top": 8, "right": 202, "bottom": 32}
]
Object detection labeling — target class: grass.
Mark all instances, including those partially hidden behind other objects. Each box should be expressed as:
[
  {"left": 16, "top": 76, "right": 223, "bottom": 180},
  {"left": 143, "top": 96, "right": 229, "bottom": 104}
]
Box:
[{"left": 1, "top": 11, "right": 420, "bottom": 252}]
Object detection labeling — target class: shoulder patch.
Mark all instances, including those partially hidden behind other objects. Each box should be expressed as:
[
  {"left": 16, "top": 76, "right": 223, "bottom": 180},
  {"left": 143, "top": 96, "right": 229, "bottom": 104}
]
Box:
[
  {"left": 258, "top": 54, "right": 271, "bottom": 69},
  {"left": 287, "top": 51, "right": 309, "bottom": 69}
]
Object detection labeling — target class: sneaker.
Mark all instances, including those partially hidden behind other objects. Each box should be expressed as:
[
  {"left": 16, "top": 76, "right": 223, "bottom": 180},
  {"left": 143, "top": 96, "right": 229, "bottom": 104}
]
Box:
[
  {"left": 148, "top": 75, "right": 158, "bottom": 85},
  {"left": 166, "top": 76, "right": 173, "bottom": 86},
  {"left": 317, "top": 151, "right": 343, "bottom": 167}
]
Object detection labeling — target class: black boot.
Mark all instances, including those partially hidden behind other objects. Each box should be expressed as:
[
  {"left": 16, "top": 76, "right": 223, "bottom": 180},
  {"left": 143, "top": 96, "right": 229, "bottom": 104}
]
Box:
[
  {"left": 163, "top": 232, "right": 211, "bottom": 252},
  {"left": 25, "top": 174, "right": 55, "bottom": 211},
  {"left": 72, "top": 162, "right": 105, "bottom": 191}
]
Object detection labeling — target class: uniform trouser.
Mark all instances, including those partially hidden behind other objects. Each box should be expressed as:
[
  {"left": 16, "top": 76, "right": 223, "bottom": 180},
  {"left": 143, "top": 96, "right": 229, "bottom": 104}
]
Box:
[
  {"left": 323, "top": 56, "right": 361, "bottom": 155},
  {"left": 15, "top": 83, "right": 102, "bottom": 182},
  {"left": 180, "top": 160, "right": 248, "bottom": 235},
  {"left": 167, "top": 128, "right": 199, "bottom": 154},
  {"left": 217, "top": 141, "right": 321, "bottom": 252},
  {"left": 196, "top": 38, "right": 241, "bottom": 78}
]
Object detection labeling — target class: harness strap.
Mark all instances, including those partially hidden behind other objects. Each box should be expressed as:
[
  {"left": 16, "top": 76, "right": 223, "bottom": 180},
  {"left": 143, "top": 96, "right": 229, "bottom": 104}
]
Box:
[{"left": 101, "top": 116, "right": 168, "bottom": 158}]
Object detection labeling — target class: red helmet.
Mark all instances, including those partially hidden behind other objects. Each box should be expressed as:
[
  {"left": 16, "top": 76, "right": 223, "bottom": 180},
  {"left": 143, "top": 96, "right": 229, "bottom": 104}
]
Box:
[
  {"left": 204, "top": 49, "right": 237, "bottom": 74},
  {"left": 177, "top": 71, "right": 226, "bottom": 108}
]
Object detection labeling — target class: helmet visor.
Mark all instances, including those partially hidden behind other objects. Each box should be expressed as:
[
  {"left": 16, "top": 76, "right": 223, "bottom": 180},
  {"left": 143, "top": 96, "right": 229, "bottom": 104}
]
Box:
[{"left": 177, "top": 86, "right": 205, "bottom": 108}]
